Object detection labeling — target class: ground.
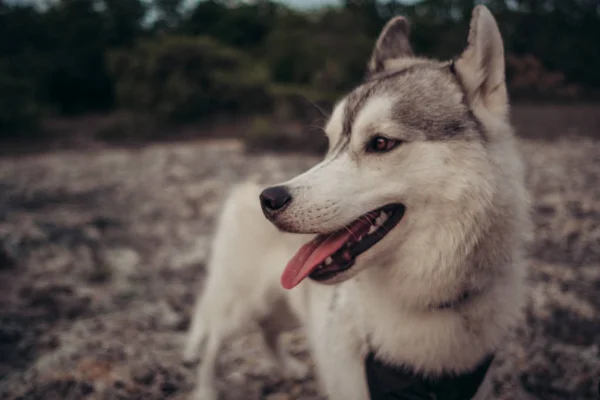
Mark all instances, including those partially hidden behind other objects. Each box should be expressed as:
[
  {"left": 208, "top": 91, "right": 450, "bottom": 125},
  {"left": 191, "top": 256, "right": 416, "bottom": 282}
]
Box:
[{"left": 0, "top": 132, "right": 599, "bottom": 400}]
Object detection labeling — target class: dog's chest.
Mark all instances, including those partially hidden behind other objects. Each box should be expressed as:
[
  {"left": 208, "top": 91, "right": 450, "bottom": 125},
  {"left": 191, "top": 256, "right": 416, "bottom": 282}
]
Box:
[{"left": 304, "top": 283, "right": 494, "bottom": 400}]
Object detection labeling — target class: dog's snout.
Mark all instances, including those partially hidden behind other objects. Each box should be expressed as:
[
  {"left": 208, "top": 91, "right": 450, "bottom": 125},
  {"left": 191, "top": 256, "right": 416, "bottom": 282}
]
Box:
[{"left": 260, "top": 186, "right": 292, "bottom": 216}]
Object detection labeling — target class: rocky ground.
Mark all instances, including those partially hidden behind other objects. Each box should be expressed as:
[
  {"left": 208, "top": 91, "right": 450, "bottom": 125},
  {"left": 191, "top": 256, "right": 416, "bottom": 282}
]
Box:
[{"left": 0, "top": 137, "right": 598, "bottom": 400}]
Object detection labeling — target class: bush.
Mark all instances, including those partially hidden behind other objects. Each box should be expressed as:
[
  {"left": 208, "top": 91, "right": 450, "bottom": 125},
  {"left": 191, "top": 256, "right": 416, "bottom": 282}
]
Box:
[
  {"left": 507, "top": 54, "right": 583, "bottom": 101},
  {"left": 108, "top": 35, "right": 272, "bottom": 122},
  {"left": 0, "top": 73, "right": 40, "bottom": 135},
  {"left": 263, "top": 7, "right": 374, "bottom": 93}
]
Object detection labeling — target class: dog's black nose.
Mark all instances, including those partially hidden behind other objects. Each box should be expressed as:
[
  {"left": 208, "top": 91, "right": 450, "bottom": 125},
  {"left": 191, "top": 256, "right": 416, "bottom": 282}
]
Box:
[{"left": 260, "top": 186, "right": 291, "bottom": 215}]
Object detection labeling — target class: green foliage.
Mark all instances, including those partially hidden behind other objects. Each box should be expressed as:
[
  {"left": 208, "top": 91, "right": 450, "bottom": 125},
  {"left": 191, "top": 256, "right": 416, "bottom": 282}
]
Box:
[
  {"left": 263, "top": 7, "right": 374, "bottom": 93},
  {"left": 181, "top": 1, "right": 279, "bottom": 49},
  {"left": 108, "top": 36, "right": 271, "bottom": 122},
  {"left": 0, "top": 0, "right": 146, "bottom": 124}
]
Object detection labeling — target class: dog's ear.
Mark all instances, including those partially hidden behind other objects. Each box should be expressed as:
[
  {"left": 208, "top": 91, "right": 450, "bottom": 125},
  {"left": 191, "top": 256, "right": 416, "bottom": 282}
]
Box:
[
  {"left": 453, "top": 6, "right": 508, "bottom": 119},
  {"left": 367, "top": 16, "right": 413, "bottom": 77}
]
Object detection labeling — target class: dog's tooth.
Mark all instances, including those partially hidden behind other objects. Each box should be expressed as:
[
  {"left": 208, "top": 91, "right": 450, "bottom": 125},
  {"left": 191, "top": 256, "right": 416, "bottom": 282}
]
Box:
[
  {"left": 325, "top": 257, "right": 333, "bottom": 265},
  {"left": 368, "top": 225, "right": 377, "bottom": 234},
  {"left": 358, "top": 235, "right": 364, "bottom": 241},
  {"left": 374, "top": 216, "right": 383, "bottom": 226},
  {"left": 380, "top": 212, "right": 388, "bottom": 223}
]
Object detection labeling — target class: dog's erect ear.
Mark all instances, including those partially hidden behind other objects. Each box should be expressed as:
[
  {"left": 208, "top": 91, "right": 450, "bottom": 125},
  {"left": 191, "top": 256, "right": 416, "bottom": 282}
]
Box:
[
  {"left": 367, "top": 16, "right": 413, "bottom": 77},
  {"left": 453, "top": 6, "right": 508, "bottom": 119}
]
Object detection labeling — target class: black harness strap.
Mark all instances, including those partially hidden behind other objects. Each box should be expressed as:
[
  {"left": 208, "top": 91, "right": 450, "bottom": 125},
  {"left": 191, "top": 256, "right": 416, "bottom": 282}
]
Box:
[{"left": 365, "top": 353, "right": 494, "bottom": 400}]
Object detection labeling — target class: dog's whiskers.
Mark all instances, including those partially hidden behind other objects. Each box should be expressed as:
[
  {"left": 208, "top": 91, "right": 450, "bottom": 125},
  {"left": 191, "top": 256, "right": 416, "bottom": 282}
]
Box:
[
  {"left": 342, "top": 225, "right": 359, "bottom": 241},
  {"left": 303, "top": 96, "right": 330, "bottom": 119}
]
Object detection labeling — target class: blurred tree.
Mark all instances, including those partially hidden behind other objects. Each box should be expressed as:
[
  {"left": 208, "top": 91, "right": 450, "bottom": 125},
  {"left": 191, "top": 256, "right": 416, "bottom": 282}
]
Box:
[
  {"left": 0, "top": 0, "right": 148, "bottom": 118},
  {"left": 0, "top": 4, "right": 55, "bottom": 130},
  {"left": 182, "top": 0, "right": 278, "bottom": 49},
  {"left": 264, "top": 5, "right": 374, "bottom": 91},
  {"left": 154, "top": 0, "right": 184, "bottom": 31},
  {"left": 108, "top": 35, "right": 271, "bottom": 121},
  {"left": 343, "top": 0, "right": 386, "bottom": 36},
  {"left": 103, "top": 0, "right": 147, "bottom": 47},
  {"left": 1, "top": 0, "right": 600, "bottom": 135},
  {"left": 41, "top": 0, "right": 115, "bottom": 114}
]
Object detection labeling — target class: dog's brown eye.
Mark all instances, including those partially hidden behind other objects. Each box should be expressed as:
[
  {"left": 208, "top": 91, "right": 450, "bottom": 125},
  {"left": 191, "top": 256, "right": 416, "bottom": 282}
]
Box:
[{"left": 367, "top": 136, "right": 401, "bottom": 153}]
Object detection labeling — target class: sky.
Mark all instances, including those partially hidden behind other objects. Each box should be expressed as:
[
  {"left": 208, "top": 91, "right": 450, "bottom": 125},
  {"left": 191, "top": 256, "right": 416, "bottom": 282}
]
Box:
[
  {"left": 5, "top": 0, "right": 345, "bottom": 9},
  {"left": 280, "top": 0, "right": 343, "bottom": 7}
]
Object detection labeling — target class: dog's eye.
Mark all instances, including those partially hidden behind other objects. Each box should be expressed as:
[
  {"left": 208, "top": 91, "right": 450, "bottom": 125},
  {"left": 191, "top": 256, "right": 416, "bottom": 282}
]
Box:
[{"left": 367, "top": 136, "right": 401, "bottom": 153}]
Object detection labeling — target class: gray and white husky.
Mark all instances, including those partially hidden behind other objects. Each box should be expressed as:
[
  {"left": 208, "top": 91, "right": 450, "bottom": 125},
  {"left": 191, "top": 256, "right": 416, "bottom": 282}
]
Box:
[{"left": 183, "top": 6, "right": 531, "bottom": 400}]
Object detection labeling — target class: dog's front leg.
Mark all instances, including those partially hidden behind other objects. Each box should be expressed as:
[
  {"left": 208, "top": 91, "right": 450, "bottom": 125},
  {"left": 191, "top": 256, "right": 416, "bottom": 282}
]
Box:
[
  {"left": 311, "top": 336, "right": 370, "bottom": 400},
  {"left": 304, "top": 303, "right": 370, "bottom": 400},
  {"left": 191, "top": 330, "right": 221, "bottom": 400}
]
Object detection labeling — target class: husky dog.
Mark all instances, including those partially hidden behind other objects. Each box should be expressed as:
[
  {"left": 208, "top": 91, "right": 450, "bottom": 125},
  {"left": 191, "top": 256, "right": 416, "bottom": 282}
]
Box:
[{"left": 183, "top": 6, "right": 531, "bottom": 400}]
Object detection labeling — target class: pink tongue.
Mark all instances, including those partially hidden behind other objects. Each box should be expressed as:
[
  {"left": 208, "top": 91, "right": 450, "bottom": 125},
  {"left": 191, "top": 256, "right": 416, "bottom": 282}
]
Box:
[{"left": 281, "top": 216, "right": 374, "bottom": 290}]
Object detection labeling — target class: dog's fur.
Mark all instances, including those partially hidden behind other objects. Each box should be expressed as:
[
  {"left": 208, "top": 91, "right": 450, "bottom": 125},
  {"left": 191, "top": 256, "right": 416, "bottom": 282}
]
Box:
[{"left": 183, "top": 6, "right": 531, "bottom": 400}]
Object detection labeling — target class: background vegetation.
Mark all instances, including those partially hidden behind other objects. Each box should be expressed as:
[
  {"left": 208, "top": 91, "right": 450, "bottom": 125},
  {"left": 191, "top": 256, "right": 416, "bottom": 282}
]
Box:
[{"left": 1, "top": 0, "right": 599, "bottom": 140}]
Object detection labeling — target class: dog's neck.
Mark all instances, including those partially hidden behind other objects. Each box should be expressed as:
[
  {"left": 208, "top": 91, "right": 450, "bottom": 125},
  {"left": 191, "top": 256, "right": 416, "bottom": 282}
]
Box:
[
  {"left": 354, "top": 263, "right": 497, "bottom": 398},
  {"left": 345, "top": 253, "right": 510, "bottom": 374}
]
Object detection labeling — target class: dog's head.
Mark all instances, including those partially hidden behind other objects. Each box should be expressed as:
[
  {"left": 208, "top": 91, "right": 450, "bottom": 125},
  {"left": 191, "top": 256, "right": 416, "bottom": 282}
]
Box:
[{"left": 260, "top": 6, "right": 523, "bottom": 291}]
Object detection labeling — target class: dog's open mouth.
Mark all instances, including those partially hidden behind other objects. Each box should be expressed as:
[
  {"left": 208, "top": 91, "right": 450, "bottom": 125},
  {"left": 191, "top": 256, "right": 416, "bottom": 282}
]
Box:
[{"left": 281, "top": 204, "right": 405, "bottom": 289}]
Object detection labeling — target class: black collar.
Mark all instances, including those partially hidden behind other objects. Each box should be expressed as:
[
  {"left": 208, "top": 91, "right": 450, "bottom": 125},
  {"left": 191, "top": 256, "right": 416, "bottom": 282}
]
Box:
[{"left": 365, "top": 353, "right": 494, "bottom": 400}]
